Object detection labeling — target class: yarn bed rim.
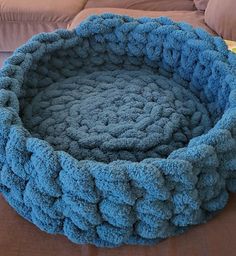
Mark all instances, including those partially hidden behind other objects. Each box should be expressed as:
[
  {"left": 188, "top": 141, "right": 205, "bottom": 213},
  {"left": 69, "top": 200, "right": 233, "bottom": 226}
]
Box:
[{"left": 0, "top": 14, "right": 236, "bottom": 247}]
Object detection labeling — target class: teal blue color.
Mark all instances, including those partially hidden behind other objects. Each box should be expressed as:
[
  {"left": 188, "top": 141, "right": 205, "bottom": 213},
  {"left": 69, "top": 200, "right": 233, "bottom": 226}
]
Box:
[{"left": 0, "top": 14, "right": 236, "bottom": 247}]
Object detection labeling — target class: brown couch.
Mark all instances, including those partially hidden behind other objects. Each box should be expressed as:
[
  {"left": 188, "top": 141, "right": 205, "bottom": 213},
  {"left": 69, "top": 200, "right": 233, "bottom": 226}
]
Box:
[
  {"left": 0, "top": 0, "right": 215, "bottom": 65},
  {"left": 0, "top": 1, "right": 236, "bottom": 255}
]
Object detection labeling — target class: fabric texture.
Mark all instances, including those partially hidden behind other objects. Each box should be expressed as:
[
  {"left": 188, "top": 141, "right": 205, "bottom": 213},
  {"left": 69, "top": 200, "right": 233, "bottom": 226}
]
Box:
[
  {"left": 0, "top": 52, "right": 11, "bottom": 66},
  {"left": 0, "top": 0, "right": 87, "bottom": 22},
  {"left": 0, "top": 0, "right": 87, "bottom": 51},
  {"left": 0, "top": 14, "right": 236, "bottom": 247},
  {"left": 0, "top": 21, "right": 68, "bottom": 52},
  {"left": 68, "top": 8, "right": 215, "bottom": 34},
  {"left": 85, "top": 0, "right": 196, "bottom": 11},
  {"left": 205, "top": 0, "right": 236, "bottom": 41},
  {"left": 193, "top": 0, "right": 209, "bottom": 10}
]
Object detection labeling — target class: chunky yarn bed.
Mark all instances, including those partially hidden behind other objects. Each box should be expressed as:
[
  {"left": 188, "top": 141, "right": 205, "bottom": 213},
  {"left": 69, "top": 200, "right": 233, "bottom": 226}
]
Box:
[{"left": 0, "top": 14, "right": 236, "bottom": 247}]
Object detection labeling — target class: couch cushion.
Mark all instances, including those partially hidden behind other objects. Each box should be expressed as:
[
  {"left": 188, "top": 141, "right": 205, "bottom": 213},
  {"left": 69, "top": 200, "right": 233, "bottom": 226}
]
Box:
[
  {"left": 0, "top": 0, "right": 87, "bottom": 51},
  {"left": 193, "top": 0, "right": 209, "bottom": 10},
  {"left": 205, "top": 0, "right": 236, "bottom": 41},
  {"left": 85, "top": 0, "right": 196, "bottom": 11},
  {"left": 69, "top": 8, "right": 215, "bottom": 35}
]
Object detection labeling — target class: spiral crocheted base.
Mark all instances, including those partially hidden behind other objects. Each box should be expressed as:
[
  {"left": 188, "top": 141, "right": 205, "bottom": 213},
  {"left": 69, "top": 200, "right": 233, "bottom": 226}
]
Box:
[
  {"left": 22, "top": 70, "right": 212, "bottom": 163},
  {"left": 0, "top": 14, "right": 236, "bottom": 247}
]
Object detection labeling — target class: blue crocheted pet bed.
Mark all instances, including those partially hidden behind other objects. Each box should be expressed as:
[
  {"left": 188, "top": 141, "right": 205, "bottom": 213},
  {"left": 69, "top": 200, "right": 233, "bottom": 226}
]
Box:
[{"left": 0, "top": 14, "right": 236, "bottom": 247}]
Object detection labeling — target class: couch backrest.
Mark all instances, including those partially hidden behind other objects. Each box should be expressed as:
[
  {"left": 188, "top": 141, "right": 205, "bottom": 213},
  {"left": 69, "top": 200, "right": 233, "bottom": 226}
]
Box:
[{"left": 85, "top": 0, "right": 196, "bottom": 11}]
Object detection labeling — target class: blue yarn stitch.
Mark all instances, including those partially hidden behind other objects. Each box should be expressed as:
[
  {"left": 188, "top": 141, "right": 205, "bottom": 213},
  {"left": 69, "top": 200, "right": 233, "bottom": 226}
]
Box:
[{"left": 0, "top": 14, "right": 236, "bottom": 247}]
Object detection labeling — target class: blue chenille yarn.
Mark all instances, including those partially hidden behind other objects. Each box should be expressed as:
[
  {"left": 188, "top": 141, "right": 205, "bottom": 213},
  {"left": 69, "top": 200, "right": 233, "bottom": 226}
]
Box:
[{"left": 0, "top": 14, "right": 236, "bottom": 247}]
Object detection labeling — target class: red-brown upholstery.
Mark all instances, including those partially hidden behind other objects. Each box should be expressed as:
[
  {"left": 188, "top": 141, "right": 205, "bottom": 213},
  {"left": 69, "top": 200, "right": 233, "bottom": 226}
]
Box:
[
  {"left": 84, "top": 0, "right": 196, "bottom": 11},
  {"left": 69, "top": 7, "right": 214, "bottom": 34},
  {"left": 205, "top": 0, "right": 236, "bottom": 40},
  {"left": 0, "top": 0, "right": 87, "bottom": 51}
]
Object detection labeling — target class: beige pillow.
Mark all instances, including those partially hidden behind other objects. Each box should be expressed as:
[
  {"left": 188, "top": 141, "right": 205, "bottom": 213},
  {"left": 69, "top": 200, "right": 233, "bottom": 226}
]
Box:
[
  {"left": 194, "top": 0, "right": 209, "bottom": 10},
  {"left": 205, "top": 0, "right": 236, "bottom": 40}
]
